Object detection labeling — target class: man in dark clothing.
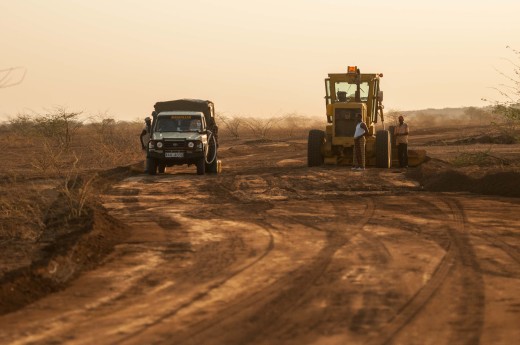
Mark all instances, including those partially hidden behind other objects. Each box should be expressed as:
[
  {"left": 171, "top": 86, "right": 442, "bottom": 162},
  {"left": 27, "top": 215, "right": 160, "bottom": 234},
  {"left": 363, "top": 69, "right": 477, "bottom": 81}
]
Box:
[
  {"left": 140, "top": 117, "right": 152, "bottom": 173},
  {"left": 140, "top": 117, "right": 152, "bottom": 150}
]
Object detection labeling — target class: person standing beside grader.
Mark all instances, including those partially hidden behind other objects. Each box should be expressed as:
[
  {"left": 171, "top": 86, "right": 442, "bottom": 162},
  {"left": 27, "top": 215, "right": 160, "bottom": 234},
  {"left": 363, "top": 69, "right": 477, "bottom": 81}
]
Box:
[
  {"left": 352, "top": 113, "right": 370, "bottom": 171},
  {"left": 394, "top": 115, "right": 409, "bottom": 168}
]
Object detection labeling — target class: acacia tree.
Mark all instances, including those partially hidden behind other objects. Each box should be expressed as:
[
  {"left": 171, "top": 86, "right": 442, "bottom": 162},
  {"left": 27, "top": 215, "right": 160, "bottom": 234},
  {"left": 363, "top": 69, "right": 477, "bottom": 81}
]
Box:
[
  {"left": 33, "top": 107, "right": 83, "bottom": 149},
  {"left": 0, "top": 67, "right": 26, "bottom": 89},
  {"left": 486, "top": 46, "right": 520, "bottom": 139}
]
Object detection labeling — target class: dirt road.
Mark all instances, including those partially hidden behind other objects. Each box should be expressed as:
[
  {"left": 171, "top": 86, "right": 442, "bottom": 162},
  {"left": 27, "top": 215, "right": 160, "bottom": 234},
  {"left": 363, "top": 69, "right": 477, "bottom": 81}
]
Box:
[{"left": 1, "top": 140, "right": 519, "bottom": 345}]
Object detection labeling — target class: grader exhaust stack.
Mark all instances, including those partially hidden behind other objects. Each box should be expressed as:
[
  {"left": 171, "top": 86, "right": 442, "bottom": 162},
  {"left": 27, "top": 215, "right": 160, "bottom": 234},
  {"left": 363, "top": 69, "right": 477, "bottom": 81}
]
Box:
[{"left": 308, "top": 66, "right": 426, "bottom": 168}]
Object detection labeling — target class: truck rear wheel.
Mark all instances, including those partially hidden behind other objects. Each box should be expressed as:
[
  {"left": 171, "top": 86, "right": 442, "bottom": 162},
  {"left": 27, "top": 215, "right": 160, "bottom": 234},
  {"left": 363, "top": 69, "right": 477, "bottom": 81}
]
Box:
[
  {"left": 196, "top": 158, "right": 206, "bottom": 175},
  {"left": 376, "top": 130, "right": 391, "bottom": 168},
  {"left": 146, "top": 157, "right": 157, "bottom": 175},
  {"left": 308, "top": 130, "right": 325, "bottom": 167},
  {"left": 206, "top": 156, "right": 218, "bottom": 173}
]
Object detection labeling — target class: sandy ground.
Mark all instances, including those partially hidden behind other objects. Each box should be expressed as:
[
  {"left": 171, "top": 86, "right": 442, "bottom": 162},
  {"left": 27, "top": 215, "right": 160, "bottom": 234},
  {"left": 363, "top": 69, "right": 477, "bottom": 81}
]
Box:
[{"left": 0, "top": 137, "right": 519, "bottom": 345}]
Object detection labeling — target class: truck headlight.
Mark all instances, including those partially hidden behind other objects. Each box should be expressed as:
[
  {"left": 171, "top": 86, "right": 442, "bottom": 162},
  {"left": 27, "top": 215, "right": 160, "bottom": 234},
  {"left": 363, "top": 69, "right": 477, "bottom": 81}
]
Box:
[
  {"left": 187, "top": 141, "right": 195, "bottom": 148},
  {"left": 156, "top": 141, "right": 163, "bottom": 149},
  {"left": 148, "top": 141, "right": 154, "bottom": 149}
]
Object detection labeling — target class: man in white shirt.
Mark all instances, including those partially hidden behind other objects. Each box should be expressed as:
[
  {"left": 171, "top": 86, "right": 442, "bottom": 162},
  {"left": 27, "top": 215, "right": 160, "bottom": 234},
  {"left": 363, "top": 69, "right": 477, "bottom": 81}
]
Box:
[
  {"left": 394, "top": 115, "right": 409, "bottom": 168},
  {"left": 352, "top": 113, "right": 369, "bottom": 171}
]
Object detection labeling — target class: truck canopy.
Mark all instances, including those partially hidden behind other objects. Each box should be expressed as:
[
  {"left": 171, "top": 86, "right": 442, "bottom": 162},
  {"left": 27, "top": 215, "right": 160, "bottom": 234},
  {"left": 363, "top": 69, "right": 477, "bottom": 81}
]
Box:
[{"left": 154, "top": 99, "right": 216, "bottom": 128}]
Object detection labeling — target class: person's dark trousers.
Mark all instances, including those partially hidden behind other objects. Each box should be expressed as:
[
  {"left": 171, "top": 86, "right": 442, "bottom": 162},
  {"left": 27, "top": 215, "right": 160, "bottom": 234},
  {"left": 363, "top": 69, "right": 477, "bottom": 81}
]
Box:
[{"left": 398, "top": 143, "right": 408, "bottom": 167}]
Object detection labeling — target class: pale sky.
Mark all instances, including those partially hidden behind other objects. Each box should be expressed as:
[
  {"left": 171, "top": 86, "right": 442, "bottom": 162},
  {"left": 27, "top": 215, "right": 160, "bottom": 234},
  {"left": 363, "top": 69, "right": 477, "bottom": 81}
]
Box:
[{"left": 1, "top": 0, "right": 519, "bottom": 121}]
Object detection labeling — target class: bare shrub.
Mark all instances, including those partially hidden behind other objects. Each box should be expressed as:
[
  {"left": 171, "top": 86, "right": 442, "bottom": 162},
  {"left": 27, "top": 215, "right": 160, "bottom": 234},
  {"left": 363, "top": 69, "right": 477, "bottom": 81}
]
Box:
[
  {"left": 75, "top": 120, "right": 142, "bottom": 169},
  {"left": 277, "top": 113, "right": 308, "bottom": 138},
  {"left": 88, "top": 113, "right": 118, "bottom": 145},
  {"left": 217, "top": 113, "right": 242, "bottom": 139},
  {"left": 464, "top": 107, "right": 492, "bottom": 126},
  {"left": 60, "top": 155, "right": 96, "bottom": 218},
  {"left": 451, "top": 146, "right": 511, "bottom": 167},
  {"left": 243, "top": 117, "right": 283, "bottom": 139},
  {"left": 8, "top": 113, "right": 36, "bottom": 135},
  {"left": 484, "top": 46, "right": 520, "bottom": 141},
  {"left": 0, "top": 182, "right": 46, "bottom": 241},
  {"left": 30, "top": 141, "right": 65, "bottom": 175},
  {"left": 33, "top": 107, "right": 83, "bottom": 150},
  {"left": 385, "top": 109, "right": 402, "bottom": 126}
]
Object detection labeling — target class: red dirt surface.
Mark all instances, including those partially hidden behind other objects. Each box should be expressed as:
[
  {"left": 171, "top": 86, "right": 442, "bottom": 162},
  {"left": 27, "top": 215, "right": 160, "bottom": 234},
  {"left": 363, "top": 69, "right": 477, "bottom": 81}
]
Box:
[{"left": 0, "top": 130, "right": 519, "bottom": 344}]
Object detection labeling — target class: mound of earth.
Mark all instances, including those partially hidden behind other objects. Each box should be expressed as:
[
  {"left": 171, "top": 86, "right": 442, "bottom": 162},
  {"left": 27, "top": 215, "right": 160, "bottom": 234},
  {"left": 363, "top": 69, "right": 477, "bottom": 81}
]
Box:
[
  {"left": 409, "top": 159, "right": 520, "bottom": 197},
  {"left": 426, "top": 134, "right": 517, "bottom": 146},
  {"left": 0, "top": 164, "right": 140, "bottom": 315}
]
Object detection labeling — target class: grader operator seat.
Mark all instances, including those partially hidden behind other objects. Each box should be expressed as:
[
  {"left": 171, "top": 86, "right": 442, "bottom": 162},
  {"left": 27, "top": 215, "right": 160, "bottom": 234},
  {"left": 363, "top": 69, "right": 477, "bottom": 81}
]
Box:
[{"left": 337, "top": 91, "right": 348, "bottom": 102}]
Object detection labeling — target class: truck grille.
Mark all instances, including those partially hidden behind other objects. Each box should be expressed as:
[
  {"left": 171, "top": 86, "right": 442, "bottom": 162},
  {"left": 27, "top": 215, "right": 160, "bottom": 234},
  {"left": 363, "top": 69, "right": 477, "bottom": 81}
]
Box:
[
  {"left": 163, "top": 141, "right": 185, "bottom": 148},
  {"left": 334, "top": 109, "right": 359, "bottom": 137}
]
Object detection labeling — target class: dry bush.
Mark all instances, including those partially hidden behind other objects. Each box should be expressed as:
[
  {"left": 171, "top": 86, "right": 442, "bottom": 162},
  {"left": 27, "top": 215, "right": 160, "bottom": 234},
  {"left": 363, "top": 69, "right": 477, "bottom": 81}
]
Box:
[
  {"left": 483, "top": 46, "right": 520, "bottom": 141},
  {"left": 217, "top": 113, "right": 243, "bottom": 139},
  {"left": 217, "top": 113, "right": 322, "bottom": 140},
  {"left": 242, "top": 117, "right": 283, "bottom": 139},
  {"left": 60, "top": 155, "right": 96, "bottom": 219},
  {"left": 0, "top": 182, "right": 46, "bottom": 241},
  {"left": 385, "top": 109, "right": 402, "bottom": 126},
  {"left": 30, "top": 141, "right": 65, "bottom": 175},
  {"left": 276, "top": 113, "right": 311, "bottom": 138},
  {"left": 451, "top": 146, "right": 511, "bottom": 167},
  {"left": 79, "top": 120, "right": 143, "bottom": 168},
  {"left": 32, "top": 107, "right": 83, "bottom": 150}
]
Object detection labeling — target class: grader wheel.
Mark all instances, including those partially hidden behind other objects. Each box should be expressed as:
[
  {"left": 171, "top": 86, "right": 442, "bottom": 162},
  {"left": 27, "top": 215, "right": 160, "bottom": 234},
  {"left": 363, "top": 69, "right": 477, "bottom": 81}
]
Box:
[
  {"left": 375, "top": 130, "right": 392, "bottom": 168},
  {"left": 308, "top": 130, "right": 325, "bottom": 167}
]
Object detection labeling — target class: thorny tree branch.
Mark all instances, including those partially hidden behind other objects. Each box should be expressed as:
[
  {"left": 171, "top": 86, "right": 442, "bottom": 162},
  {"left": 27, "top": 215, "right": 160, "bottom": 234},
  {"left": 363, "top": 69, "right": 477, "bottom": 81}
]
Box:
[{"left": 0, "top": 67, "right": 27, "bottom": 88}]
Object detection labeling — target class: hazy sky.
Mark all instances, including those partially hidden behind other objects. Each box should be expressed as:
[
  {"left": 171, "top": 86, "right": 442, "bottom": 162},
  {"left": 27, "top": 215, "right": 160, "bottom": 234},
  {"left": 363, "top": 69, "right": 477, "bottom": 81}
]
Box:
[{"left": 1, "top": 0, "right": 520, "bottom": 121}]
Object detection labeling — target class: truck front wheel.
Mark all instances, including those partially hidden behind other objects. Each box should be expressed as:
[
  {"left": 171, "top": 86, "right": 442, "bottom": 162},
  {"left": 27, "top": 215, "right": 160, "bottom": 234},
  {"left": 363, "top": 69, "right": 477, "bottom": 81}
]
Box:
[
  {"left": 196, "top": 158, "right": 206, "bottom": 175},
  {"left": 146, "top": 157, "right": 157, "bottom": 175}
]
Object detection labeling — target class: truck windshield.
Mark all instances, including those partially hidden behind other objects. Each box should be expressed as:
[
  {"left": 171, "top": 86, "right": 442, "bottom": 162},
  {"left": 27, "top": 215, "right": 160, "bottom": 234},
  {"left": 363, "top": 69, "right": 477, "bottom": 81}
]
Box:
[
  {"left": 335, "top": 81, "right": 369, "bottom": 102},
  {"left": 155, "top": 116, "right": 202, "bottom": 132}
]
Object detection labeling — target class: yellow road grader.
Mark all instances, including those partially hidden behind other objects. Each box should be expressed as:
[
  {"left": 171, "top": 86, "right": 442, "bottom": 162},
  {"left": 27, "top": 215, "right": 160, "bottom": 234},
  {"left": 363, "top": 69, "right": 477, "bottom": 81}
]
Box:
[{"left": 307, "top": 66, "right": 426, "bottom": 168}]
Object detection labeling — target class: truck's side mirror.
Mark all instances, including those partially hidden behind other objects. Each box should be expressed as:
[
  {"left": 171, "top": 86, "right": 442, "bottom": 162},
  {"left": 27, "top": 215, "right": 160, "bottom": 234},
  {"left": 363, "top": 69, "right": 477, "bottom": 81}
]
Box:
[{"left": 377, "top": 91, "right": 384, "bottom": 102}]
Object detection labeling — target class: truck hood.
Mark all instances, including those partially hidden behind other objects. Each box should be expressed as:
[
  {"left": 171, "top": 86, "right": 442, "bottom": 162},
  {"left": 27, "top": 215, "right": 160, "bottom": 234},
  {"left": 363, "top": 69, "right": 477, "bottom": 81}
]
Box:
[{"left": 152, "top": 132, "right": 203, "bottom": 141}]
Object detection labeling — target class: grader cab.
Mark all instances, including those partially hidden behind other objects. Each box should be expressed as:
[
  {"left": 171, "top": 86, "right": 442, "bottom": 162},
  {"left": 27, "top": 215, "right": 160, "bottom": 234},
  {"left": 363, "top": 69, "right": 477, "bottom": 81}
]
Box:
[{"left": 308, "top": 66, "right": 392, "bottom": 167}]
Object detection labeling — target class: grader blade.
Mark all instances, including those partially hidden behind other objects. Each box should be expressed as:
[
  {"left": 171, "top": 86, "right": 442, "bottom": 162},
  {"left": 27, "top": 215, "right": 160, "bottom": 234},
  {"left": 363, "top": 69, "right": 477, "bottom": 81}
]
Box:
[{"left": 407, "top": 149, "right": 427, "bottom": 167}]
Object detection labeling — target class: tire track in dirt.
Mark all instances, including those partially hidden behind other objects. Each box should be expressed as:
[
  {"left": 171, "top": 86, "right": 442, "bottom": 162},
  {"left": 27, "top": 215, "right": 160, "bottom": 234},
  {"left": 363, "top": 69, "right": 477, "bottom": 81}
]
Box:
[
  {"left": 110, "top": 176, "right": 276, "bottom": 344},
  {"left": 366, "top": 196, "right": 485, "bottom": 345},
  {"left": 159, "top": 194, "right": 376, "bottom": 345},
  {"left": 256, "top": 197, "right": 395, "bottom": 344},
  {"left": 442, "top": 197, "right": 485, "bottom": 345},
  {"left": 363, "top": 195, "right": 485, "bottom": 345}
]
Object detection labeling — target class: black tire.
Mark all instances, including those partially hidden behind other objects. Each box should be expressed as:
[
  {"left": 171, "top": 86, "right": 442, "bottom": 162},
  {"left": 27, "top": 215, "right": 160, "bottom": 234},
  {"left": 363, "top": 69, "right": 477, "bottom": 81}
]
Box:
[
  {"left": 388, "top": 125, "right": 396, "bottom": 149},
  {"left": 196, "top": 158, "right": 206, "bottom": 175},
  {"left": 376, "top": 130, "right": 391, "bottom": 168},
  {"left": 158, "top": 164, "right": 166, "bottom": 174},
  {"left": 146, "top": 157, "right": 157, "bottom": 175},
  {"left": 206, "top": 156, "right": 218, "bottom": 173},
  {"left": 308, "top": 129, "right": 325, "bottom": 167}
]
